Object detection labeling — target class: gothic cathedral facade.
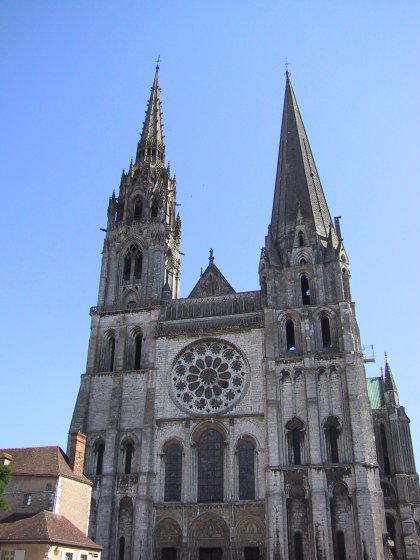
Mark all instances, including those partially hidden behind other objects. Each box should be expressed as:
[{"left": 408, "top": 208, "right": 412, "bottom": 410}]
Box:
[{"left": 69, "top": 66, "right": 420, "bottom": 559}]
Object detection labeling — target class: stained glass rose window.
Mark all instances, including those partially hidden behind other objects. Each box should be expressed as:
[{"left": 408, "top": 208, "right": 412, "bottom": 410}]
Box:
[{"left": 169, "top": 339, "right": 249, "bottom": 415}]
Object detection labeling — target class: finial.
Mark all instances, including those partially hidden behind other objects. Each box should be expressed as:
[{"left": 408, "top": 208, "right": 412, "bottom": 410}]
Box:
[
  {"left": 156, "top": 55, "right": 161, "bottom": 70},
  {"left": 284, "top": 56, "right": 290, "bottom": 78},
  {"left": 209, "top": 248, "right": 214, "bottom": 262}
]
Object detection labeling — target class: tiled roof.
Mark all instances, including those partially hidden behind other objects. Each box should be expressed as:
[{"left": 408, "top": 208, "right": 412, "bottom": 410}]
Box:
[
  {"left": 0, "top": 511, "right": 101, "bottom": 550},
  {"left": 366, "top": 377, "right": 385, "bottom": 409},
  {"left": 0, "top": 446, "right": 89, "bottom": 484}
]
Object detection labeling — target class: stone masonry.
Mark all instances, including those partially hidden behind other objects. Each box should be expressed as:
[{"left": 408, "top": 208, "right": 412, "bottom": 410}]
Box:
[{"left": 69, "top": 66, "right": 420, "bottom": 560}]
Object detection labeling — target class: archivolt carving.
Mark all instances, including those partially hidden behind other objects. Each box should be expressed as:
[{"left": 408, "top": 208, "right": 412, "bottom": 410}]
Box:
[
  {"left": 236, "top": 516, "right": 265, "bottom": 543},
  {"left": 154, "top": 517, "right": 182, "bottom": 545},
  {"left": 190, "top": 513, "right": 228, "bottom": 542}
]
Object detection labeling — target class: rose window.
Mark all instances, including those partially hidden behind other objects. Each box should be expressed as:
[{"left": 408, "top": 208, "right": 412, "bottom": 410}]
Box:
[{"left": 170, "top": 339, "right": 249, "bottom": 415}]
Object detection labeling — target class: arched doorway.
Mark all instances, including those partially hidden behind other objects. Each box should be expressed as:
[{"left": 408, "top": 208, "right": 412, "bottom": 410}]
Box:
[
  {"left": 189, "top": 513, "right": 229, "bottom": 559},
  {"left": 154, "top": 518, "right": 182, "bottom": 559},
  {"left": 236, "top": 517, "right": 265, "bottom": 559}
]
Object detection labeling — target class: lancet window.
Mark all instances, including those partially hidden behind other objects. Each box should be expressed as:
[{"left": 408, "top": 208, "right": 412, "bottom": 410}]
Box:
[
  {"left": 151, "top": 197, "right": 159, "bottom": 219},
  {"left": 286, "top": 418, "right": 305, "bottom": 465},
  {"left": 380, "top": 424, "right": 391, "bottom": 475},
  {"left": 298, "top": 231, "right": 305, "bottom": 247},
  {"left": 325, "top": 417, "right": 340, "bottom": 463},
  {"left": 122, "top": 440, "right": 134, "bottom": 474},
  {"left": 198, "top": 429, "right": 224, "bottom": 502},
  {"left": 94, "top": 441, "right": 105, "bottom": 475},
  {"left": 134, "top": 334, "right": 142, "bottom": 370},
  {"left": 122, "top": 244, "right": 143, "bottom": 283},
  {"left": 286, "top": 319, "right": 296, "bottom": 351},
  {"left": 108, "top": 337, "right": 116, "bottom": 372},
  {"left": 301, "top": 275, "right": 311, "bottom": 305},
  {"left": 164, "top": 443, "right": 182, "bottom": 502},
  {"left": 321, "top": 315, "right": 332, "bottom": 348},
  {"left": 133, "top": 199, "right": 143, "bottom": 221},
  {"left": 238, "top": 439, "right": 255, "bottom": 500}
]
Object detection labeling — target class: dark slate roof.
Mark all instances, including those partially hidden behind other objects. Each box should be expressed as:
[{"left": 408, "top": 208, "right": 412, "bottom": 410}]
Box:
[
  {"left": 366, "top": 377, "right": 385, "bottom": 409},
  {"left": 0, "top": 446, "right": 89, "bottom": 484},
  {"left": 270, "top": 73, "right": 337, "bottom": 244},
  {"left": 0, "top": 511, "right": 101, "bottom": 550},
  {"left": 188, "top": 252, "right": 235, "bottom": 298}
]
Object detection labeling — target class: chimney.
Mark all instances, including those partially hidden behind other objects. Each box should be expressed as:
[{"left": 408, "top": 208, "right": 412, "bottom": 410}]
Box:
[
  {"left": 0, "top": 451, "right": 13, "bottom": 467},
  {"left": 68, "top": 431, "right": 87, "bottom": 477}
]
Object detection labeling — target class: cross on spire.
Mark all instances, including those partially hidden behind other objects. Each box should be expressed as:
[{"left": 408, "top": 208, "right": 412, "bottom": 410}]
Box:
[
  {"left": 284, "top": 56, "right": 290, "bottom": 77},
  {"left": 156, "top": 55, "right": 161, "bottom": 69}
]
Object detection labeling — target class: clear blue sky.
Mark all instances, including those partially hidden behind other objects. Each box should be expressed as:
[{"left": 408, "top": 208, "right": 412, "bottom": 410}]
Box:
[{"left": 1, "top": 1, "right": 419, "bottom": 466}]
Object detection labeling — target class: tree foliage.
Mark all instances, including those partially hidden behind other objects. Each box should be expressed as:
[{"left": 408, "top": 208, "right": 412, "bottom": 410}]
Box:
[{"left": 0, "top": 463, "right": 12, "bottom": 511}]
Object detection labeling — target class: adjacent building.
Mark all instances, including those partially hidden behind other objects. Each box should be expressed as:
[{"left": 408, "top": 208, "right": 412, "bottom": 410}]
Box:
[
  {"left": 1, "top": 434, "right": 90, "bottom": 533},
  {"left": 0, "top": 511, "right": 102, "bottom": 560}
]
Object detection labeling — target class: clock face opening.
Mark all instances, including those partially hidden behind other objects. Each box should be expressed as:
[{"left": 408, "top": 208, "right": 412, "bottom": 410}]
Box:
[{"left": 169, "top": 339, "right": 250, "bottom": 416}]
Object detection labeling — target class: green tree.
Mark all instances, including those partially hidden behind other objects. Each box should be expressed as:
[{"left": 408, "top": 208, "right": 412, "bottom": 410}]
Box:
[{"left": 0, "top": 463, "right": 12, "bottom": 511}]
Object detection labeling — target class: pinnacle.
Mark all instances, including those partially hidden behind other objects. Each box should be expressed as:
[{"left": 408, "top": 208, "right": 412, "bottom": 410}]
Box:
[
  {"left": 384, "top": 354, "right": 398, "bottom": 393},
  {"left": 135, "top": 64, "right": 165, "bottom": 165}
]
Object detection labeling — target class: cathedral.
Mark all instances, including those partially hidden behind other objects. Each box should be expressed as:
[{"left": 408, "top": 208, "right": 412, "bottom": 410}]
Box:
[{"left": 69, "top": 65, "right": 420, "bottom": 559}]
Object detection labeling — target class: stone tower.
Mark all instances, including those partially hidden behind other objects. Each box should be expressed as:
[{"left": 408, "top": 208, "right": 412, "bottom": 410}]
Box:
[
  {"left": 98, "top": 63, "right": 180, "bottom": 314},
  {"left": 69, "top": 67, "right": 419, "bottom": 560}
]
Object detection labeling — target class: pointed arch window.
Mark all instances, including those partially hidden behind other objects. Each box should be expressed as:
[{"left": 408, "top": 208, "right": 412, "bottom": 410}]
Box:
[
  {"left": 151, "top": 198, "right": 159, "bottom": 218},
  {"left": 122, "top": 244, "right": 143, "bottom": 283},
  {"left": 198, "top": 429, "right": 223, "bottom": 502},
  {"left": 325, "top": 417, "right": 340, "bottom": 463},
  {"left": 94, "top": 441, "right": 105, "bottom": 475},
  {"left": 301, "top": 275, "right": 311, "bottom": 305},
  {"left": 123, "top": 441, "right": 134, "bottom": 474},
  {"left": 380, "top": 424, "right": 391, "bottom": 475},
  {"left": 298, "top": 231, "right": 305, "bottom": 247},
  {"left": 238, "top": 439, "right": 255, "bottom": 500},
  {"left": 164, "top": 443, "right": 182, "bottom": 502},
  {"left": 108, "top": 337, "right": 116, "bottom": 372},
  {"left": 133, "top": 199, "right": 143, "bottom": 221},
  {"left": 123, "top": 254, "right": 131, "bottom": 280},
  {"left": 286, "top": 319, "right": 296, "bottom": 351},
  {"left": 286, "top": 418, "right": 305, "bottom": 465},
  {"left": 134, "top": 334, "right": 142, "bottom": 370},
  {"left": 321, "top": 315, "right": 332, "bottom": 348}
]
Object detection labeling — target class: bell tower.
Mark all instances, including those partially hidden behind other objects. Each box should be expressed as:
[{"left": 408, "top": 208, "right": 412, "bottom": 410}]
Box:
[
  {"left": 260, "top": 72, "right": 387, "bottom": 559},
  {"left": 98, "top": 63, "right": 180, "bottom": 312}
]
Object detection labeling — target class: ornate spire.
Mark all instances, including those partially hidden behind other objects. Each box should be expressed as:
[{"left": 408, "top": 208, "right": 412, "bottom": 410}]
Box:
[
  {"left": 270, "top": 72, "right": 337, "bottom": 244},
  {"left": 135, "top": 64, "right": 165, "bottom": 164}
]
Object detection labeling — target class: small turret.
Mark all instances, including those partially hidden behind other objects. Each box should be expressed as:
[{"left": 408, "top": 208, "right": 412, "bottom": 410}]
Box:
[{"left": 384, "top": 354, "right": 399, "bottom": 407}]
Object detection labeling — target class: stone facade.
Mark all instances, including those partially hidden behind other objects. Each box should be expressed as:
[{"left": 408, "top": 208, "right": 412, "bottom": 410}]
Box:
[{"left": 69, "top": 66, "right": 420, "bottom": 559}]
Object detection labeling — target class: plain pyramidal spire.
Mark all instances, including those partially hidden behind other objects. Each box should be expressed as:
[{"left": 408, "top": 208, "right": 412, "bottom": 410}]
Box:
[
  {"left": 270, "top": 71, "right": 336, "bottom": 244},
  {"left": 136, "top": 63, "right": 165, "bottom": 164}
]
